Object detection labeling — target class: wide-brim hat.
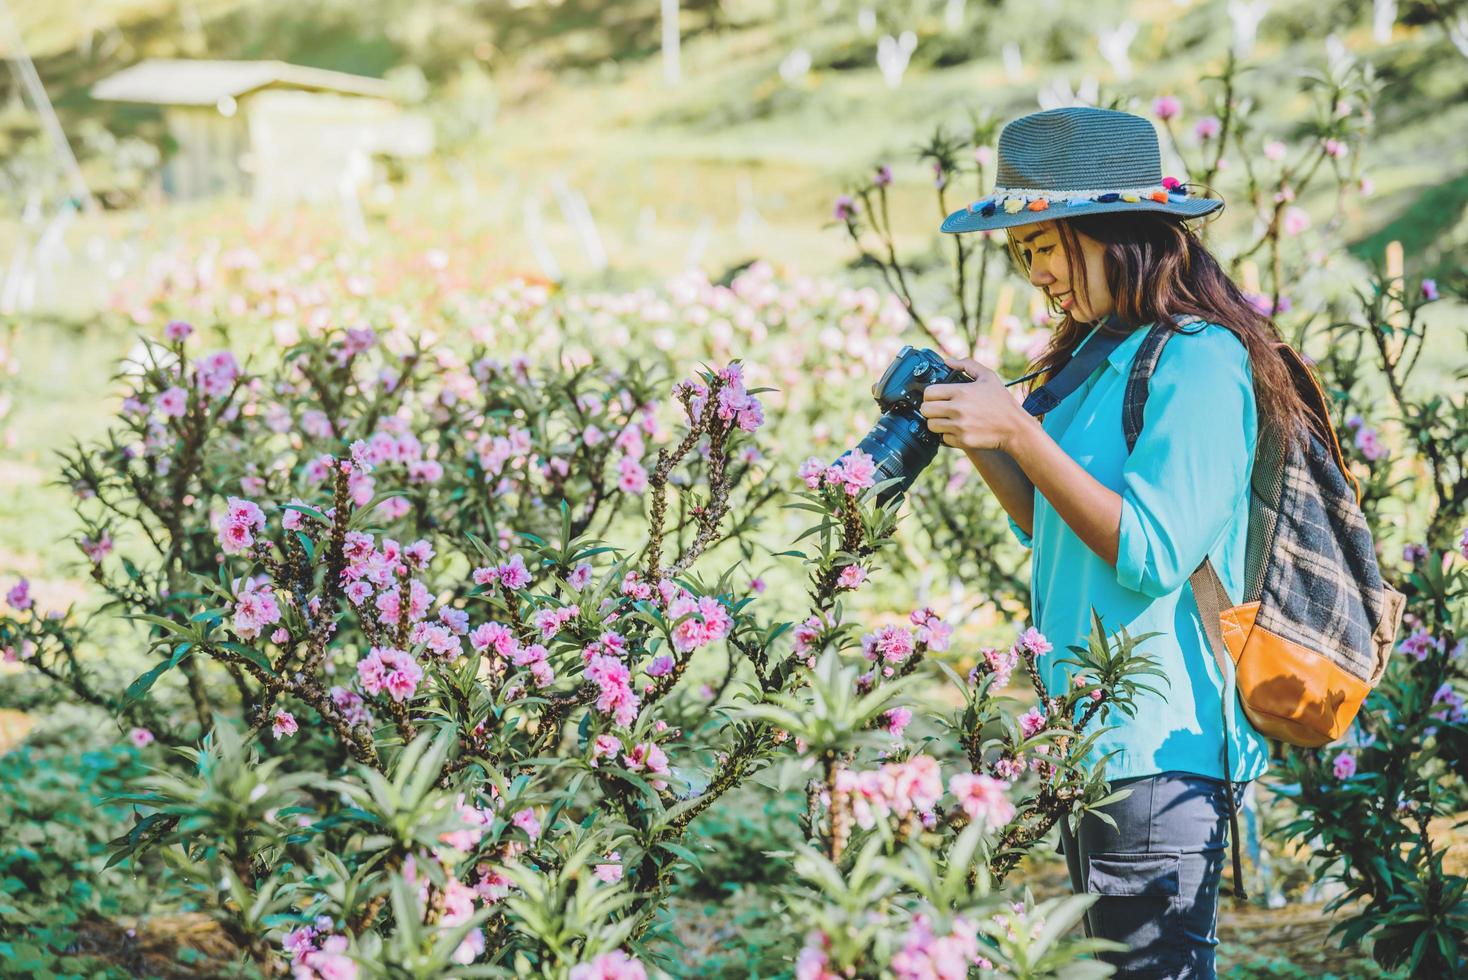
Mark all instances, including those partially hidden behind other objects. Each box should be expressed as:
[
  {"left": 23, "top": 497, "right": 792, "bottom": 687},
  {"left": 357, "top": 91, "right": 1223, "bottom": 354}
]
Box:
[{"left": 940, "top": 106, "right": 1223, "bottom": 235}]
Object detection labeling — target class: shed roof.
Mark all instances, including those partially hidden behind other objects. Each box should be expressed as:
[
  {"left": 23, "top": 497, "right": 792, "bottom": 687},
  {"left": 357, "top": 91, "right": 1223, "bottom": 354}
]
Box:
[{"left": 91, "top": 59, "right": 393, "bottom": 106}]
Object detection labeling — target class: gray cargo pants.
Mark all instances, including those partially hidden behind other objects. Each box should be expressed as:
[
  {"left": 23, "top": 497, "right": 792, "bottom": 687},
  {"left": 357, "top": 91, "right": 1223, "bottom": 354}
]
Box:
[{"left": 1057, "top": 771, "right": 1245, "bottom": 979}]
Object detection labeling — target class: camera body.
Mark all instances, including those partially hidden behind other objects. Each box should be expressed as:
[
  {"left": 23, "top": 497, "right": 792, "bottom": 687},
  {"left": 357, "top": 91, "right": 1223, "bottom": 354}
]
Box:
[{"left": 842, "top": 345, "right": 971, "bottom": 505}]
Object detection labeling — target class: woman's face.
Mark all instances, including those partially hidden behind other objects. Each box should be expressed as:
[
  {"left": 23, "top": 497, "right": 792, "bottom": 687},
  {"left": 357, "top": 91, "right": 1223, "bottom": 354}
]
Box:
[{"left": 1014, "top": 221, "right": 1115, "bottom": 323}]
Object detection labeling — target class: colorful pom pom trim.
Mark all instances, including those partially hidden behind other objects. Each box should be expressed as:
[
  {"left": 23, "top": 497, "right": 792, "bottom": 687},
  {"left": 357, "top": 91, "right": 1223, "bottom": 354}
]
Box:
[{"left": 967, "top": 179, "right": 1190, "bottom": 216}]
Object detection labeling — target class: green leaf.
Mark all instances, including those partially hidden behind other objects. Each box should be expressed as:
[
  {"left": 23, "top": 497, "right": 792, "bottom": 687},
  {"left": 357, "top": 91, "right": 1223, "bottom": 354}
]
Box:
[{"left": 122, "top": 643, "right": 192, "bottom": 708}]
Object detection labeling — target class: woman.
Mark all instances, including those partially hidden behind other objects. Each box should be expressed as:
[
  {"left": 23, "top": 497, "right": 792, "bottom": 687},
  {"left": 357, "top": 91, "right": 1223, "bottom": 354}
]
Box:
[{"left": 918, "top": 107, "right": 1308, "bottom": 978}]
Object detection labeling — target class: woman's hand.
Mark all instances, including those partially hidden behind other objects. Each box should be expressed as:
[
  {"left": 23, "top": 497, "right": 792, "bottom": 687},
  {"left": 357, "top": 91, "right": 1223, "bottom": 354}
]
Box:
[{"left": 920, "top": 356, "right": 1033, "bottom": 453}]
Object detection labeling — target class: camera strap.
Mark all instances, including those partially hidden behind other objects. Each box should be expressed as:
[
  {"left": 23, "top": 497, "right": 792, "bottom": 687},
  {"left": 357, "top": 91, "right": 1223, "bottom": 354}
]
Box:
[{"left": 1017, "top": 327, "right": 1128, "bottom": 416}]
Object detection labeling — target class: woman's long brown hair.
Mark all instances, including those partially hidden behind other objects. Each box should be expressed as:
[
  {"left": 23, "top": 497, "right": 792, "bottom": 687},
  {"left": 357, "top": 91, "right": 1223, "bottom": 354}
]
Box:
[{"left": 1007, "top": 212, "right": 1311, "bottom": 442}]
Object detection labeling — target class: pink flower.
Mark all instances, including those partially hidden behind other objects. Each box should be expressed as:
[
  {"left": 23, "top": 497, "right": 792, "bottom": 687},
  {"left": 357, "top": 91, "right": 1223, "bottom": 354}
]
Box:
[
  {"left": 1322, "top": 137, "right": 1348, "bottom": 159},
  {"left": 511, "top": 807, "right": 542, "bottom": 841},
  {"left": 1460, "top": 527, "right": 1468, "bottom": 560},
  {"left": 623, "top": 742, "right": 671, "bottom": 790},
  {"left": 949, "top": 772, "right": 1016, "bottom": 830},
  {"left": 128, "top": 727, "right": 155, "bottom": 748},
  {"left": 594, "top": 854, "right": 624, "bottom": 883},
  {"left": 155, "top": 386, "right": 188, "bottom": 418},
  {"left": 646, "top": 654, "right": 674, "bottom": 677},
  {"left": 798, "top": 456, "right": 826, "bottom": 490},
  {"left": 1422, "top": 279, "right": 1439, "bottom": 302},
  {"left": 1332, "top": 751, "right": 1357, "bottom": 779},
  {"left": 1018, "top": 706, "right": 1046, "bottom": 739},
  {"left": 1264, "top": 139, "right": 1287, "bottom": 162},
  {"left": 617, "top": 457, "right": 648, "bottom": 494},
  {"left": 909, "top": 608, "right": 952, "bottom": 652},
  {"left": 1354, "top": 427, "right": 1386, "bottom": 461},
  {"left": 194, "top": 350, "right": 240, "bottom": 399},
  {"left": 357, "top": 647, "right": 423, "bottom": 702},
  {"left": 6, "top": 578, "right": 33, "bottom": 611},
  {"left": 164, "top": 320, "right": 193, "bottom": 342},
  {"left": 836, "top": 448, "right": 877, "bottom": 495},
  {"left": 232, "top": 580, "right": 282, "bottom": 640},
  {"left": 1014, "top": 627, "right": 1051, "bottom": 657},
  {"left": 837, "top": 565, "right": 866, "bottom": 590},
  {"left": 861, "top": 624, "right": 915, "bottom": 664},
  {"left": 272, "top": 709, "right": 298, "bottom": 739},
  {"left": 590, "top": 733, "right": 622, "bottom": 767},
  {"left": 793, "top": 615, "right": 825, "bottom": 657},
  {"left": 1153, "top": 95, "right": 1181, "bottom": 120},
  {"left": 568, "top": 951, "right": 647, "bottom": 980},
  {"left": 1399, "top": 629, "right": 1444, "bottom": 662},
  {"left": 470, "top": 621, "right": 519, "bottom": 658},
  {"left": 833, "top": 195, "right": 859, "bottom": 222},
  {"left": 1280, "top": 205, "right": 1311, "bottom": 237},
  {"left": 1194, "top": 115, "right": 1222, "bottom": 140},
  {"left": 885, "top": 707, "right": 913, "bottom": 737},
  {"left": 886, "top": 754, "right": 943, "bottom": 816},
  {"left": 498, "top": 554, "right": 532, "bottom": 590},
  {"left": 327, "top": 687, "right": 371, "bottom": 728},
  {"left": 586, "top": 653, "right": 641, "bottom": 726},
  {"left": 568, "top": 562, "right": 594, "bottom": 590},
  {"left": 297, "top": 934, "right": 357, "bottom": 980}
]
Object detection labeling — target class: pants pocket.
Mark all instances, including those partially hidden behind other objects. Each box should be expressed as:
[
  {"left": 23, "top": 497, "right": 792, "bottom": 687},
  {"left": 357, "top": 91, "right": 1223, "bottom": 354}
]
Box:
[{"left": 1086, "top": 851, "right": 1185, "bottom": 978}]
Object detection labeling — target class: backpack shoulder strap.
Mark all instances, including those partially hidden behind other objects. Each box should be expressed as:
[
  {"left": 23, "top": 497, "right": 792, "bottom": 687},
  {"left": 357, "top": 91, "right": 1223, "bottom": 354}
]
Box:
[{"left": 1122, "top": 316, "right": 1208, "bottom": 451}]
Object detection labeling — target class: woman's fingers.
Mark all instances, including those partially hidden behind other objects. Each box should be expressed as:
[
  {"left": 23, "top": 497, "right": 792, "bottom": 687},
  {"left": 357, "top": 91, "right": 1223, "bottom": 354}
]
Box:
[{"left": 941, "top": 355, "right": 987, "bottom": 377}]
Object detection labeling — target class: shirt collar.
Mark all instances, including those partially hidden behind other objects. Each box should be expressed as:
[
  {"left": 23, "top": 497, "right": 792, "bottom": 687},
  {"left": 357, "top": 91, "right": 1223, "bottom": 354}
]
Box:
[
  {"left": 1069, "top": 314, "right": 1147, "bottom": 375},
  {"left": 1103, "top": 319, "right": 1150, "bottom": 374}
]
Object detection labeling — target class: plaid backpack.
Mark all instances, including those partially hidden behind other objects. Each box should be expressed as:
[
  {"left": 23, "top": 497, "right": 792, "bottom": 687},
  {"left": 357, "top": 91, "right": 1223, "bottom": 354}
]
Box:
[{"left": 1124, "top": 318, "right": 1405, "bottom": 751}]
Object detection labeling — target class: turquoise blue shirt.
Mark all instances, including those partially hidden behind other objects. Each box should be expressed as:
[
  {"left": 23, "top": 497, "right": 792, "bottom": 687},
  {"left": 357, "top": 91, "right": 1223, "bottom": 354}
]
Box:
[{"left": 1010, "top": 321, "right": 1270, "bottom": 784}]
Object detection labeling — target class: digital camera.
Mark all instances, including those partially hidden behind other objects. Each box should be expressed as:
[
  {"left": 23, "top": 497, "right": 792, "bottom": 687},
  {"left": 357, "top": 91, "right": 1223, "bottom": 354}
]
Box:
[{"left": 839, "top": 345, "right": 971, "bottom": 505}]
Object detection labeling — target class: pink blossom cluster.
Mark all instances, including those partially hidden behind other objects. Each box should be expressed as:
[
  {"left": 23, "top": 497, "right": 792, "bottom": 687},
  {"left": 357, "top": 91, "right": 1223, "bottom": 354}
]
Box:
[
  {"left": 473, "top": 553, "right": 532, "bottom": 591},
  {"left": 586, "top": 652, "right": 640, "bottom": 726},
  {"left": 356, "top": 647, "right": 424, "bottom": 702},
  {"left": 665, "top": 589, "right": 733, "bottom": 654},
  {"left": 969, "top": 645, "right": 1019, "bottom": 688},
  {"left": 862, "top": 624, "right": 915, "bottom": 665},
  {"left": 799, "top": 448, "right": 877, "bottom": 496},
  {"left": 833, "top": 754, "right": 944, "bottom": 829},
  {"left": 1399, "top": 629, "right": 1445, "bottom": 662},
  {"left": 511, "top": 639, "right": 555, "bottom": 688},
  {"left": 286, "top": 931, "right": 356, "bottom": 980},
  {"left": 232, "top": 577, "right": 283, "bottom": 640},
  {"left": 1332, "top": 751, "right": 1357, "bottom": 779},
  {"left": 948, "top": 772, "right": 1017, "bottom": 830},
  {"left": 623, "top": 741, "right": 672, "bottom": 790},
  {"left": 891, "top": 913, "right": 991, "bottom": 979},
  {"left": 532, "top": 603, "right": 580, "bottom": 640},
  {"left": 217, "top": 497, "right": 268, "bottom": 554},
  {"left": 440, "top": 792, "right": 498, "bottom": 852},
  {"left": 836, "top": 564, "right": 866, "bottom": 590},
  {"left": 795, "top": 933, "right": 841, "bottom": 980},
  {"left": 80, "top": 533, "right": 114, "bottom": 564},
  {"left": 908, "top": 607, "right": 952, "bottom": 652},
  {"left": 1017, "top": 706, "right": 1047, "bottom": 739},
  {"left": 5, "top": 578, "right": 32, "bottom": 611},
  {"left": 569, "top": 951, "right": 648, "bottom": 980},
  {"left": 399, "top": 856, "right": 487, "bottom": 965},
  {"left": 1431, "top": 682, "right": 1468, "bottom": 724},
  {"left": 192, "top": 350, "right": 241, "bottom": 399},
  {"left": 409, "top": 620, "right": 465, "bottom": 661},
  {"left": 793, "top": 614, "right": 828, "bottom": 662},
  {"left": 329, "top": 686, "right": 373, "bottom": 727}
]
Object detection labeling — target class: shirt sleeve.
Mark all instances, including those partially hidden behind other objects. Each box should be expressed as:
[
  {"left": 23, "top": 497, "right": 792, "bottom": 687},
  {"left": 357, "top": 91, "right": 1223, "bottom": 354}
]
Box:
[
  {"left": 1115, "top": 324, "right": 1256, "bottom": 598},
  {"left": 1007, "top": 513, "right": 1033, "bottom": 549}
]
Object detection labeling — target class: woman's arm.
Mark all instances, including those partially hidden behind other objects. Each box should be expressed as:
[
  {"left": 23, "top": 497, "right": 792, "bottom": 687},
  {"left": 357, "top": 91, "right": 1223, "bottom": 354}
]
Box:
[
  {"left": 961, "top": 447, "right": 1039, "bottom": 539},
  {"left": 924, "top": 357, "right": 1122, "bottom": 565},
  {"left": 1004, "top": 414, "right": 1122, "bottom": 566}
]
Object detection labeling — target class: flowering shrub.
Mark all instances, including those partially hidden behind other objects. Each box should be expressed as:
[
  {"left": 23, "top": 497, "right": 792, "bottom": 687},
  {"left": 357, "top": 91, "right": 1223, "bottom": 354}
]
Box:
[
  {"left": 0, "top": 303, "right": 1175, "bottom": 976},
  {"left": 1273, "top": 268, "right": 1468, "bottom": 975}
]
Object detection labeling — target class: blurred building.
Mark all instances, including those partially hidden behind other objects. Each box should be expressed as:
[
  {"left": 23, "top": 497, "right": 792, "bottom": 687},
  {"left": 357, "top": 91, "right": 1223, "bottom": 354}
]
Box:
[{"left": 90, "top": 59, "right": 433, "bottom": 206}]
